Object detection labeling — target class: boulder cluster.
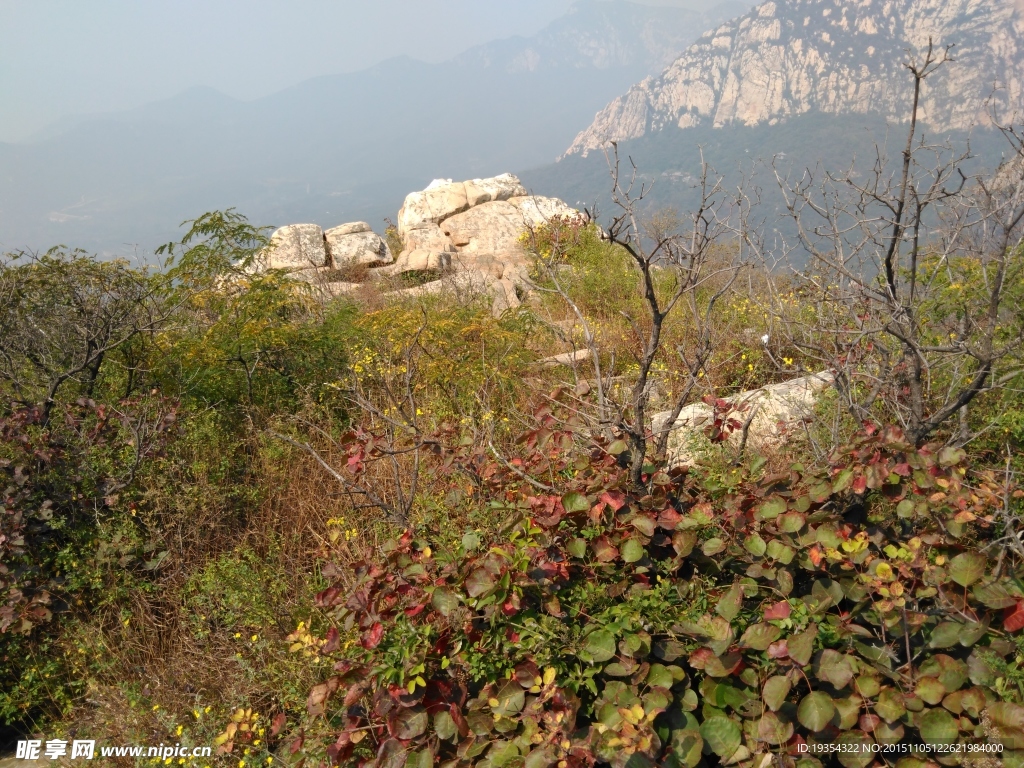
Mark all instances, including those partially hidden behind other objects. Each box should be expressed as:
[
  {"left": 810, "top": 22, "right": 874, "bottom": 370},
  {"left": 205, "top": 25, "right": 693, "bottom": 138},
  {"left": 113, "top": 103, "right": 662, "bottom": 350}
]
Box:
[{"left": 257, "top": 173, "right": 576, "bottom": 314}]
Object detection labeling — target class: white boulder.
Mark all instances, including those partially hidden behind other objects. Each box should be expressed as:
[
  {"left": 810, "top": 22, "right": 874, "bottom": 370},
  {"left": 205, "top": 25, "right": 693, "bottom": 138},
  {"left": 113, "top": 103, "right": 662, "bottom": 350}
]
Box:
[
  {"left": 266, "top": 224, "right": 327, "bottom": 271},
  {"left": 652, "top": 372, "right": 835, "bottom": 465},
  {"left": 397, "top": 182, "right": 470, "bottom": 237},
  {"left": 510, "top": 195, "right": 577, "bottom": 228},
  {"left": 324, "top": 224, "right": 393, "bottom": 266}
]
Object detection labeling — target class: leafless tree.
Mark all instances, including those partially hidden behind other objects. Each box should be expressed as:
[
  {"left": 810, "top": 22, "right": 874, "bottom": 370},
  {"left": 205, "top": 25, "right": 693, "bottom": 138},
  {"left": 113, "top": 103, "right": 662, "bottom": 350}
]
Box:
[
  {"left": 750, "top": 40, "right": 1024, "bottom": 446},
  {"left": 527, "top": 147, "right": 744, "bottom": 487}
]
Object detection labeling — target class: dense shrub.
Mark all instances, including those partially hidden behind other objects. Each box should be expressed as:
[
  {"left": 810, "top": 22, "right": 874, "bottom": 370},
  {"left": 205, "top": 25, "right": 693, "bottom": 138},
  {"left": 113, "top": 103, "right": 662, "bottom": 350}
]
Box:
[{"left": 287, "top": 408, "right": 1024, "bottom": 768}]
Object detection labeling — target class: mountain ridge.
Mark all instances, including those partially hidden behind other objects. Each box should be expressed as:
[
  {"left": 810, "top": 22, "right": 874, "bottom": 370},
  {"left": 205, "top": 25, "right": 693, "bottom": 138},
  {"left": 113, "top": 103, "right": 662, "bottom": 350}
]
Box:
[{"left": 564, "top": 0, "right": 1024, "bottom": 158}]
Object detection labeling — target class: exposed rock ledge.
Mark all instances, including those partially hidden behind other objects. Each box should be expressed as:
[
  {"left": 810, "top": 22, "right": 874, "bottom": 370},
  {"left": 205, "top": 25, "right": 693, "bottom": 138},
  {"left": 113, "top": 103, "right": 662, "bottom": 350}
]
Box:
[{"left": 255, "top": 174, "right": 577, "bottom": 315}]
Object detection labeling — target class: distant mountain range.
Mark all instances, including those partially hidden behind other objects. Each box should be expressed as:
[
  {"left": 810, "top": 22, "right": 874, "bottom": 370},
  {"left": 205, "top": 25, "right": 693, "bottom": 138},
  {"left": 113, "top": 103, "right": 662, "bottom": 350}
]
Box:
[{"left": 0, "top": 0, "right": 748, "bottom": 256}]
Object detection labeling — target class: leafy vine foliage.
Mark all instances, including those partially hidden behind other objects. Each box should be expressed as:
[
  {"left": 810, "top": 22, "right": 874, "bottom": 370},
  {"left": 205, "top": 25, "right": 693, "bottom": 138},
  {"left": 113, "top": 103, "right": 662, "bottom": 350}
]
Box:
[{"left": 293, "top": 403, "right": 1024, "bottom": 768}]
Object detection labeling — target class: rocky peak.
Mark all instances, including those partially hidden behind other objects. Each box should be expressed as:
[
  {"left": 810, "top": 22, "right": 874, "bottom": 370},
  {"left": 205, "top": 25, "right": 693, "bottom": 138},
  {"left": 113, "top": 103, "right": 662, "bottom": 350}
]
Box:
[
  {"left": 564, "top": 0, "right": 1024, "bottom": 158},
  {"left": 259, "top": 174, "right": 577, "bottom": 316}
]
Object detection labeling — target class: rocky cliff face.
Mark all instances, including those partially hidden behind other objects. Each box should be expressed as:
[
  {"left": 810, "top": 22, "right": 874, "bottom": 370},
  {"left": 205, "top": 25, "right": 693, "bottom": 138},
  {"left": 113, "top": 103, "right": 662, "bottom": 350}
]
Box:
[{"left": 564, "top": 0, "right": 1024, "bottom": 158}]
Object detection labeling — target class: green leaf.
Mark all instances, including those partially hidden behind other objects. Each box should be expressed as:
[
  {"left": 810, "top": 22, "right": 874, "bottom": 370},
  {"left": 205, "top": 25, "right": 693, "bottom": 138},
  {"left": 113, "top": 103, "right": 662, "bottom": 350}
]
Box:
[
  {"left": 715, "top": 584, "right": 744, "bottom": 621},
  {"left": 854, "top": 676, "right": 880, "bottom": 698},
  {"left": 434, "top": 710, "right": 457, "bottom": 741},
  {"left": 680, "top": 689, "right": 698, "bottom": 711},
  {"left": 948, "top": 552, "right": 986, "bottom": 587},
  {"left": 699, "top": 716, "right": 741, "bottom": 758},
  {"left": 744, "top": 534, "right": 767, "bottom": 557},
  {"left": 974, "top": 581, "right": 1020, "bottom": 608},
  {"left": 738, "top": 622, "right": 781, "bottom": 651},
  {"left": 766, "top": 539, "right": 794, "bottom": 564},
  {"left": 778, "top": 511, "right": 806, "bottom": 533},
  {"left": 938, "top": 446, "right": 966, "bottom": 467},
  {"left": 406, "top": 749, "right": 433, "bottom": 768},
  {"left": 702, "top": 538, "right": 726, "bottom": 556},
  {"left": 816, "top": 649, "right": 854, "bottom": 688},
  {"left": 621, "top": 538, "right": 645, "bottom": 563},
  {"left": 489, "top": 741, "right": 521, "bottom": 767},
  {"left": 583, "top": 629, "right": 617, "bottom": 663},
  {"left": 918, "top": 707, "right": 959, "bottom": 745},
  {"left": 562, "top": 491, "right": 590, "bottom": 514},
  {"left": 493, "top": 681, "right": 526, "bottom": 716},
  {"left": 915, "top": 677, "right": 945, "bottom": 706},
  {"left": 462, "top": 532, "right": 482, "bottom": 551},
  {"left": 798, "top": 692, "right": 835, "bottom": 732},
  {"left": 959, "top": 621, "right": 987, "bottom": 647},
  {"left": 757, "top": 711, "right": 793, "bottom": 745},
  {"left": 567, "top": 538, "right": 587, "bottom": 559},
  {"left": 875, "top": 688, "right": 906, "bottom": 723},
  {"left": 668, "top": 729, "right": 703, "bottom": 768},
  {"left": 608, "top": 440, "right": 628, "bottom": 455},
  {"left": 928, "top": 621, "right": 962, "bottom": 648},
  {"left": 756, "top": 498, "right": 786, "bottom": 521},
  {"left": 918, "top": 654, "right": 968, "bottom": 692},
  {"left": 762, "top": 676, "right": 791, "bottom": 712},
  {"left": 834, "top": 697, "right": 861, "bottom": 730},
  {"left": 832, "top": 469, "right": 854, "bottom": 493},
  {"left": 835, "top": 732, "right": 873, "bottom": 768},
  {"left": 646, "top": 664, "right": 674, "bottom": 689},
  {"left": 524, "top": 749, "right": 555, "bottom": 768},
  {"left": 431, "top": 588, "right": 460, "bottom": 617},
  {"left": 787, "top": 627, "right": 816, "bottom": 666}
]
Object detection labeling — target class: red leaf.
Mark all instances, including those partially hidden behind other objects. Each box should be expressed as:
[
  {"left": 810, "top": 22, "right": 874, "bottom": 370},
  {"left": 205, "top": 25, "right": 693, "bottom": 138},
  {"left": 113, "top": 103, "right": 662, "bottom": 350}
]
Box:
[
  {"left": 271, "top": 712, "right": 287, "bottom": 737},
  {"left": 688, "top": 647, "right": 714, "bottom": 669},
  {"left": 404, "top": 603, "right": 426, "bottom": 618},
  {"left": 657, "top": 508, "right": 683, "bottom": 530},
  {"left": 893, "top": 463, "right": 912, "bottom": 477},
  {"left": 852, "top": 475, "right": 867, "bottom": 494},
  {"left": 1005, "top": 602, "right": 1024, "bottom": 633},
  {"left": 808, "top": 546, "right": 824, "bottom": 567},
  {"left": 361, "top": 622, "right": 384, "bottom": 649},
  {"left": 764, "top": 601, "right": 792, "bottom": 621},
  {"left": 343, "top": 682, "right": 368, "bottom": 707},
  {"left": 592, "top": 536, "right": 619, "bottom": 562},
  {"left": 322, "top": 626, "right": 340, "bottom": 653},
  {"left": 502, "top": 593, "right": 521, "bottom": 617},
  {"left": 767, "top": 640, "right": 789, "bottom": 659},
  {"left": 289, "top": 735, "right": 304, "bottom": 755},
  {"left": 600, "top": 490, "right": 626, "bottom": 511},
  {"left": 859, "top": 714, "right": 881, "bottom": 732}
]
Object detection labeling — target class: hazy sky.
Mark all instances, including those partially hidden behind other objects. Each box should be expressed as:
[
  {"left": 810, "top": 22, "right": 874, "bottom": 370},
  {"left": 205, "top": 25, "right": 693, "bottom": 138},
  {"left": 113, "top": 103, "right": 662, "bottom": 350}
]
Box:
[{"left": 0, "top": 0, "right": 729, "bottom": 142}]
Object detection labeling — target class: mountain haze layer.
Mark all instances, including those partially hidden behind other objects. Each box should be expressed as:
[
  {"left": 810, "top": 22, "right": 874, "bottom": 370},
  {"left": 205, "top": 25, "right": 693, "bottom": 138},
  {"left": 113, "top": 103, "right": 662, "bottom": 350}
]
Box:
[
  {"left": 565, "top": 0, "right": 1024, "bottom": 158},
  {"left": 0, "top": 0, "right": 748, "bottom": 256}
]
